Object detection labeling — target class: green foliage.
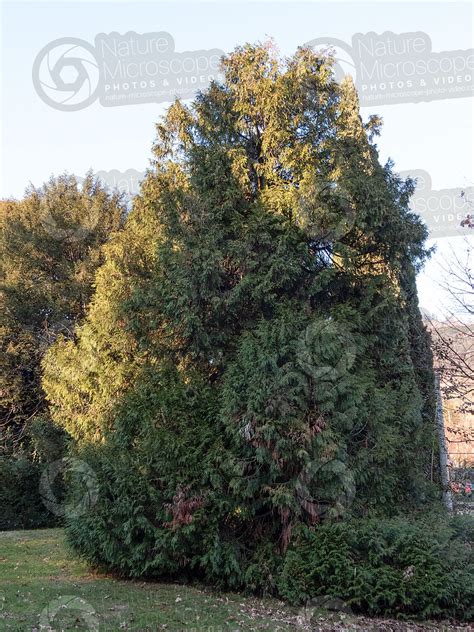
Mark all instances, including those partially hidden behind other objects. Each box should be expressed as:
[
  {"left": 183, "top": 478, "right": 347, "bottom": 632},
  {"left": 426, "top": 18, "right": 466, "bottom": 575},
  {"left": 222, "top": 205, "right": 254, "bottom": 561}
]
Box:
[
  {"left": 63, "top": 442, "right": 472, "bottom": 620},
  {"left": 0, "top": 456, "right": 53, "bottom": 530},
  {"left": 0, "top": 173, "right": 125, "bottom": 527},
  {"left": 0, "top": 417, "right": 68, "bottom": 530},
  {"left": 279, "top": 515, "right": 473, "bottom": 620},
  {"left": 1, "top": 173, "right": 126, "bottom": 445},
  {"left": 42, "top": 191, "right": 160, "bottom": 442},
  {"left": 42, "top": 44, "right": 449, "bottom": 617}
]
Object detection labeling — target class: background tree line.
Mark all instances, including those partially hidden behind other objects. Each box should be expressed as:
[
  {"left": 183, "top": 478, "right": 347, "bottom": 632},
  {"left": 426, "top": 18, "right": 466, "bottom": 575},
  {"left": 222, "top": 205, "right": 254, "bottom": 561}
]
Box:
[{"left": 0, "top": 174, "right": 126, "bottom": 527}]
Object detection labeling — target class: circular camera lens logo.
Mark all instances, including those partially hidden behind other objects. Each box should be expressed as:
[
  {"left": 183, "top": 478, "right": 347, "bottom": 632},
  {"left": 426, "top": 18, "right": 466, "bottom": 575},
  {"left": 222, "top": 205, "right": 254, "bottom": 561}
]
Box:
[
  {"left": 39, "top": 595, "right": 99, "bottom": 631},
  {"left": 297, "top": 320, "right": 357, "bottom": 395},
  {"left": 39, "top": 457, "right": 99, "bottom": 518},
  {"left": 306, "top": 37, "right": 357, "bottom": 83},
  {"left": 298, "top": 178, "right": 357, "bottom": 242},
  {"left": 297, "top": 596, "right": 352, "bottom": 627},
  {"left": 296, "top": 455, "right": 356, "bottom": 522},
  {"left": 32, "top": 38, "right": 100, "bottom": 111}
]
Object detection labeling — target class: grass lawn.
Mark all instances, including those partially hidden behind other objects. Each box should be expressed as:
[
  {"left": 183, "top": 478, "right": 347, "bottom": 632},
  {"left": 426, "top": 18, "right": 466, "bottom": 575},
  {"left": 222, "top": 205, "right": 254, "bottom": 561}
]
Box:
[{"left": 0, "top": 529, "right": 469, "bottom": 631}]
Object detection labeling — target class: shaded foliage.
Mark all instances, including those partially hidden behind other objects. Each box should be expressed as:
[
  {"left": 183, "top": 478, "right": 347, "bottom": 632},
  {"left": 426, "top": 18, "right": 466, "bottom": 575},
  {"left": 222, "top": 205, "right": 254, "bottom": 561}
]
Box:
[
  {"left": 0, "top": 174, "right": 126, "bottom": 527},
  {"left": 42, "top": 44, "right": 446, "bottom": 615}
]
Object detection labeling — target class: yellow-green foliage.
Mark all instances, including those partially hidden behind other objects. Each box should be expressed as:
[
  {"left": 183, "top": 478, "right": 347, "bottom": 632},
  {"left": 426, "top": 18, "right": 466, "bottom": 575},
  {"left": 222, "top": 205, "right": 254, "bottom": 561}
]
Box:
[{"left": 42, "top": 45, "right": 444, "bottom": 615}]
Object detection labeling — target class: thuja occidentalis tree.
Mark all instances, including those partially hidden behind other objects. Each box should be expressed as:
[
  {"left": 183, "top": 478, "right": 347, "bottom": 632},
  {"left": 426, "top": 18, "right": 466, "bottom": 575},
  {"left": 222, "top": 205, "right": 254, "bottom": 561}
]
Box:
[{"left": 43, "top": 44, "right": 440, "bottom": 591}]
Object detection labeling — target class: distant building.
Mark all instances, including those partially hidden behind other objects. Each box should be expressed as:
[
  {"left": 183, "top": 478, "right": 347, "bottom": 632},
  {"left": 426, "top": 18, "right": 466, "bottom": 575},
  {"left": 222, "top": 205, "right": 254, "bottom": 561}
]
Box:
[
  {"left": 443, "top": 399, "right": 473, "bottom": 467},
  {"left": 423, "top": 316, "right": 473, "bottom": 467}
]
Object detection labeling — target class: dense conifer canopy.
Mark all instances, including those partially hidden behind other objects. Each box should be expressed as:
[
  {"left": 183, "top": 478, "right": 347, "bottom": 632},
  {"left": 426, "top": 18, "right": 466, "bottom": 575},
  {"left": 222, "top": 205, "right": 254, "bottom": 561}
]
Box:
[
  {"left": 42, "top": 44, "right": 438, "bottom": 588},
  {"left": 0, "top": 174, "right": 126, "bottom": 449}
]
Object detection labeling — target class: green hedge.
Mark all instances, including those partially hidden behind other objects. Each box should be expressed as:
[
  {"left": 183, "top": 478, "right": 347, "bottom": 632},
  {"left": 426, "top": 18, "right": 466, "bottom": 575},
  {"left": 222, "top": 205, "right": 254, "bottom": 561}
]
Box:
[
  {"left": 63, "top": 444, "right": 473, "bottom": 621},
  {"left": 278, "top": 515, "right": 473, "bottom": 620},
  {"left": 0, "top": 417, "right": 67, "bottom": 530},
  {"left": 0, "top": 456, "right": 58, "bottom": 530}
]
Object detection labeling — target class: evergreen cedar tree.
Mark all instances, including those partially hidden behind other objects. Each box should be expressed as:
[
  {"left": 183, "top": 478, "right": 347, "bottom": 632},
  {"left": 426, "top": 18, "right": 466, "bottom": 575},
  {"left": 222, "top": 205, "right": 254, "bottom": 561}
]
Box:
[
  {"left": 0, "top": 176, "right": 126, "bottom": 528},
  {"left": 1, "top": 175, "right": 126, "bottom": 449},
  {"left": 42, "top": 45, "right": 441, "bottom": 591}
]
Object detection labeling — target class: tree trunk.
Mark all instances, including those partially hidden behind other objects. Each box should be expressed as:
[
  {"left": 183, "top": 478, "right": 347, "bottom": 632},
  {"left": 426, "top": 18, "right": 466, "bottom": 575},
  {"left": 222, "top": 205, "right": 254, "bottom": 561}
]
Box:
[{"left": 435, "top": 372, "right": 454, "bottom": 512}]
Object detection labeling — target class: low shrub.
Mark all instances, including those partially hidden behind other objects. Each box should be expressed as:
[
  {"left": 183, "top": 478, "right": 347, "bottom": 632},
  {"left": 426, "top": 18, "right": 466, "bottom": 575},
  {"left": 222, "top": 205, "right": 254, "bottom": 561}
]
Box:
[
  {"left": 0, "top": 417, "right": 68, "bottom": 530},
  {"left": 0, "top": 455, "right": 56, "bottom": 530},
  {"left": 279, "top": 515, "right": 473, "bottom": 620},
  {"left": 64, "top": 439, "right": 473, "bottom": 621}
]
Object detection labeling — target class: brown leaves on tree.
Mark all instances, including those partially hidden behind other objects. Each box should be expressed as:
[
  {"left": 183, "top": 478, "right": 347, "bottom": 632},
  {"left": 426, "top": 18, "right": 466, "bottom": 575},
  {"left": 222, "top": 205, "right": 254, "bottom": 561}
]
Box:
[{"left": 164, "top": 486, "right": 203, "bottom": 529}]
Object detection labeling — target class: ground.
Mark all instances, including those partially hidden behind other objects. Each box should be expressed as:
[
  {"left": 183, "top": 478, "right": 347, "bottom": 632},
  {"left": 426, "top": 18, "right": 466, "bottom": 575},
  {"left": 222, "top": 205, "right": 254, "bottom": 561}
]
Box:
[{"left": 0, "top": 529, "right": 470, "bottom": 631}]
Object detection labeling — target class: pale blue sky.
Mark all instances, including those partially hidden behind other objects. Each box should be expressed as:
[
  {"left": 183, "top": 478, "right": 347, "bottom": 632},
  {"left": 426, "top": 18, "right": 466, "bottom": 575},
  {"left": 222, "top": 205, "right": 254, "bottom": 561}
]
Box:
[{"left": 1, "top": 1, "right": 473, "bottom": 316}]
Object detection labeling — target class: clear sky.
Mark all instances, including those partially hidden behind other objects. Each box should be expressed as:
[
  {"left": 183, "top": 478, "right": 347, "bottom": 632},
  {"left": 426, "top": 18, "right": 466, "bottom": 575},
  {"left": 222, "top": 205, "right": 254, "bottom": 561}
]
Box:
[{"left": 1, "top": 0, "right": 473, "bottom": 317}]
